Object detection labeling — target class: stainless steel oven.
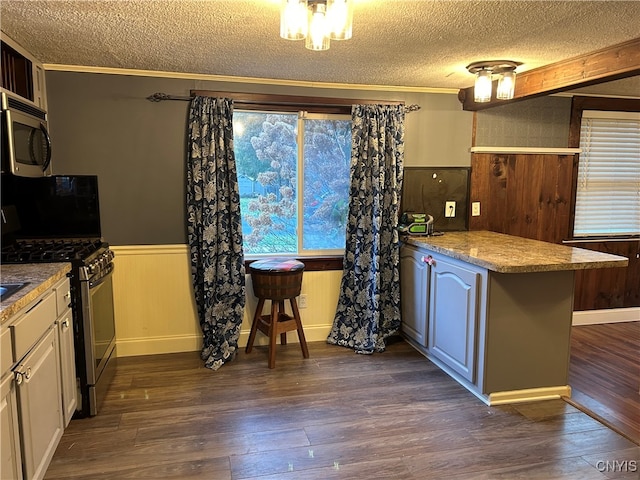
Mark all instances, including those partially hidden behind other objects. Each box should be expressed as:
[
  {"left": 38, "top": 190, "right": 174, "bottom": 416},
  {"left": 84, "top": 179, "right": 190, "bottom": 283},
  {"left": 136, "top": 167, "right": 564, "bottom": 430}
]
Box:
[
  {"left": 1, "top": 174, "right": 117, "bottom": 417},
  {"left": 79, "top": 248, "right": 116, "bottom": 416}
]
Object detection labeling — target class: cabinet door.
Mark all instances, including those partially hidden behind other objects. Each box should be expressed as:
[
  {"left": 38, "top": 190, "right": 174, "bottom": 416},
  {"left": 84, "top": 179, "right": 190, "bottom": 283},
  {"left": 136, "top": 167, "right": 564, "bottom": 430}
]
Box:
[
  {"left": 15, "top": 326, "right": 63, "bottom": 480},
  {"left": 1, "top": 373, "right": 23, "bottom": 480},
  {"left": 57, "top": 308, "right": 77, "bottom": 427},
  {"left": 428, "top": 255, "right": 480, "bottom": 382},
  {"left": 400, "top": 246, "right": 429, "bottom": 347}
]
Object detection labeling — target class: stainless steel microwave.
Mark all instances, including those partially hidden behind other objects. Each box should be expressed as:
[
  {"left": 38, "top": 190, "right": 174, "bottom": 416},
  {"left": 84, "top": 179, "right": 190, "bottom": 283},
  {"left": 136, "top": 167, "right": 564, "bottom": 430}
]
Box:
[{"left": 1, "top": 92, "right": 52, "bottom": 177}]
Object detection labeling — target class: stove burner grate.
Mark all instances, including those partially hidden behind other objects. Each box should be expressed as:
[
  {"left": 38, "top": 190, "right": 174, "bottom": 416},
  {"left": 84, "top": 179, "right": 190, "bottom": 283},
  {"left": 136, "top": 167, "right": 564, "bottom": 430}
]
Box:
[{"left": 1, "top": 238, "right": 105, "bottom": 264}]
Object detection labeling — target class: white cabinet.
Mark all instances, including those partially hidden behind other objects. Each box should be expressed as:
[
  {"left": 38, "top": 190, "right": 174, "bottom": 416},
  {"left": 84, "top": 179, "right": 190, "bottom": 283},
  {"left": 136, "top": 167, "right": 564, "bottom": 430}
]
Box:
[
  {"left": 7, "top": 286, "right": 65, "bottom": 480},
  {"left": 400, "top": 245, "right": 429, "bottom": 347},
  {"left": 1, "top": 327, "right": 22, "bottom": 480},
  {"left": 14, "top": 327, "right": 63, "bottom": 480},
  {"left": 54, "top": 278, "right": 76, "bottom": 426},
  {"left": 427, "top": 253, "right": 481, "bottom": 383},
  {"left": 0, "top": 32, "right": 47, "bottom": 110}
]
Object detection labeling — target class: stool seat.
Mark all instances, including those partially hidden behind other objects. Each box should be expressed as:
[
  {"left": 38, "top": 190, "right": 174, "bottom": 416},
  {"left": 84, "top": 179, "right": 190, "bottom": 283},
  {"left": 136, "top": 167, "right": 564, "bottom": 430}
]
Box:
[{"left": 245, "top": 258, "right": 309, "bottom": 368}]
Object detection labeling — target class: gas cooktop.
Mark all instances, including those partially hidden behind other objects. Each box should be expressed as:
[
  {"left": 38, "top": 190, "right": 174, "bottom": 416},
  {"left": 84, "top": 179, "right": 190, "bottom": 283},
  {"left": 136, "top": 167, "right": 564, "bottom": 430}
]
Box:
[{"left": 1, "top": 238, "right": 107, "bottom": 264}]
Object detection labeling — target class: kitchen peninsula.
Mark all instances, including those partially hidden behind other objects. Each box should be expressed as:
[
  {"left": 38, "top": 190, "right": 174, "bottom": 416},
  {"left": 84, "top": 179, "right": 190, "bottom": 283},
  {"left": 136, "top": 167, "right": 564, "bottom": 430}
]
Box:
[{"left": 400, "top": 230, "right": 628, "bottom": 405}]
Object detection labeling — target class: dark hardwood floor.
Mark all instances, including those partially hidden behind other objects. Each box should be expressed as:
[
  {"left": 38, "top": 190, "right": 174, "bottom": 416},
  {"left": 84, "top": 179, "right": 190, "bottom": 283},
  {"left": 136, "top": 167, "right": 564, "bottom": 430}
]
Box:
[
  {"left": 46, "top": 339, "right": 639, "bottom": 480},
  {"left": 568, "top": 321, "right": 640, "bottom": 446}
]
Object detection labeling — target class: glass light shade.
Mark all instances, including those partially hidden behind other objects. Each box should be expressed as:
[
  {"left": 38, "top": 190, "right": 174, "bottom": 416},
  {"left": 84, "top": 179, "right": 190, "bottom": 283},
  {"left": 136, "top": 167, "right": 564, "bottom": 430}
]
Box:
[
  {"left": 497, "top": 70, "right": 516, "bottom": 100},
  {"left": 474, "top": 69, "right": 493, "bottom": 102},
  {"left": 306, "top": 2, "right": 330, "bottom": 51},
  {"left": 280, "top": 0, "right": 308, "bottom": 40},
  {"left": 327, "top": 0, "right": 353, "bottom": 40}
]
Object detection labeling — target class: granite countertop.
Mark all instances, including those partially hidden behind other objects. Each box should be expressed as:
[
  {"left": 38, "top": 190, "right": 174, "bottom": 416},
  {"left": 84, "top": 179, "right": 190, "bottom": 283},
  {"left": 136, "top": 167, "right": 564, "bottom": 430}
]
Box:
[
  {"left": 403, "top": 231, "right": 629, "bottom": 273},
  {"left": 1, "top": 263, "right": 71, "bottom": 325}
]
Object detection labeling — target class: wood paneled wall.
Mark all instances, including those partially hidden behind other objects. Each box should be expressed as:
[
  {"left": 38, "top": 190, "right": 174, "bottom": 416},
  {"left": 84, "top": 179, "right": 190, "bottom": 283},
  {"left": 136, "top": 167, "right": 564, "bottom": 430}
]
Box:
[
  {"left": 571, "top": 240, "right": 640, "bottom": 310},
  {"left": 469, "top": 153, "right": 574, "bottom": 244},
  {"left": 469, "top": 153, "right": 639, "bottom": 311}
]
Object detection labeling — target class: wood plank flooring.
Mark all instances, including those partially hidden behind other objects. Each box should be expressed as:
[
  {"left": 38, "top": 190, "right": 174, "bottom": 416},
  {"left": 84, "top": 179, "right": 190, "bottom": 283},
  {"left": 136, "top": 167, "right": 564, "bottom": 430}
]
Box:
[
  {"left": 45, "top": 339, "right": 639, "bottom": 479},
  {"left": 568, "top": 321, "right": 640, "bottom": 446}
]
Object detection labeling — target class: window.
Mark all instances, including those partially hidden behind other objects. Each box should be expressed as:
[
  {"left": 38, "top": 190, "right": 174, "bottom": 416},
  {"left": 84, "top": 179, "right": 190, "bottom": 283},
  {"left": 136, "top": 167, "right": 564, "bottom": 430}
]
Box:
[
  {"left": 574, "top": 110, "right": 640, "bottom": 237},
  {"left": 233, "top": 110, "right": 351, "bottom": 255}
]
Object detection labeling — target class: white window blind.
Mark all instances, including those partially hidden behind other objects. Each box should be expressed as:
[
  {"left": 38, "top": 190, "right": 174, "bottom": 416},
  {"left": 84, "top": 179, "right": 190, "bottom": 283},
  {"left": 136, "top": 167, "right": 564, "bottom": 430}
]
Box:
[{"left": 574, "top": 110, "right": 640, "bottom": 237}]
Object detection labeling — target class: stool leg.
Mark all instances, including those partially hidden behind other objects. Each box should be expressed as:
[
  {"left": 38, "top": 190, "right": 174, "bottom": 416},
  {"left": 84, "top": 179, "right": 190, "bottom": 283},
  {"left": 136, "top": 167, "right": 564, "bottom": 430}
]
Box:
[
  {"left": 245, "top": 297, "right": 264, "bottom": 354},
  {"left": 278, "top": 300, "right": 287, "bottom": 345},
  {"left": 268, "top": 300, "right": 278, "bottom": 369},
  {"left": 290, "top": 298, "right": 309, "bottom": 359}
]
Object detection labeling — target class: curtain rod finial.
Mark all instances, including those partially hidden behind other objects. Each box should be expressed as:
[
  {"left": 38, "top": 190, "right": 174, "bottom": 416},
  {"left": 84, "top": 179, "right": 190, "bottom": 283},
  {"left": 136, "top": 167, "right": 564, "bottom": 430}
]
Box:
[{"left": 147, "top": 92, "right": 172, "bottom": 102}]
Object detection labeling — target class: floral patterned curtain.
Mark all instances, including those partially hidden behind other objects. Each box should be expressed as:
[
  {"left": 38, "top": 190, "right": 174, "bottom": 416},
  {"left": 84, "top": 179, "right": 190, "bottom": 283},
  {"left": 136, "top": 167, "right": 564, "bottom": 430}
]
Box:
[
  {"left": 327, "top": 104, "right": 405, "bottom": 354},
  {"left": 187, "top": 96, "right": 246, "bottom": 370}
]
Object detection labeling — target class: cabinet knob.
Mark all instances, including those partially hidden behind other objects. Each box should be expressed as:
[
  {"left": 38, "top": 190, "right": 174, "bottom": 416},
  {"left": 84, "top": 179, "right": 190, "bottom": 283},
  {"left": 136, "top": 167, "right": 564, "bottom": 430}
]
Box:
[
  {"left": 14, "top": 371, "right": 23, "bottom": 385},
  {"left": 24, "top": 367, "right": 32, "bottom": 381},
  {"left": 61, "top": 318, "right": 70, "bottom": 330},
  {"left": 421, "top": 255, "right": 435, "bottom": 266}
]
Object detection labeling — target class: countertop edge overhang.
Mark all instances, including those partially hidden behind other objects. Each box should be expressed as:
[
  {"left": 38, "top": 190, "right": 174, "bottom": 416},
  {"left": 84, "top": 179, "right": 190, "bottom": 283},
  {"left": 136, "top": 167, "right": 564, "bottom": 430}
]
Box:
[
  {"left": 403, "top": 231, "right": 629, "bottom": 274},
  {"left": 0, "top": 263, "right": 72, "bottom": 325}
]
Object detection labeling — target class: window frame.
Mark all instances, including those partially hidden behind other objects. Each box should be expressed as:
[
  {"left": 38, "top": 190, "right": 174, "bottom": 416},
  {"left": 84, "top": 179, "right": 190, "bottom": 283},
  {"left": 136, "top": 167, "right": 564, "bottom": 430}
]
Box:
[
  {"left": 568, "top": 96, "right": 640, "bottom": 241},
  {"left": 234, "top": 109, "right": 351, "bottom": 258}
]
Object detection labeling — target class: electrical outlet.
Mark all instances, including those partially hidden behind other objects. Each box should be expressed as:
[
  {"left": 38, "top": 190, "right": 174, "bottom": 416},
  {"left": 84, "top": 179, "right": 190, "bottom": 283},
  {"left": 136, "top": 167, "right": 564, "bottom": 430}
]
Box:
[
  {"left": 445, "top": 201, "right": 456, "bottom": 218},
  {"left": 298, "top": 294, "right": 307, "bottom": 308},
  {"left": 472, "top": 202, "right": 481, "bottom": 216}
]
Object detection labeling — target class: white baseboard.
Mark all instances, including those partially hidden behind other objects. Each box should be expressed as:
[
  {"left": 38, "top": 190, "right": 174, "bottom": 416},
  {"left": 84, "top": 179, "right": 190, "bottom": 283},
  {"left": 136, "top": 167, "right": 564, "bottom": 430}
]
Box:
[
  {"left": 116, "top": 334, "right": 202, "bottom": 357},
  {"left": 572, "top": 307, "right": 640, "bottom": 326},
  {"left": 116, "top": 324, "right": 334, "bottom": 357},
  {"left": 488, "top": 386, "right": 572, "bottom": 406}
]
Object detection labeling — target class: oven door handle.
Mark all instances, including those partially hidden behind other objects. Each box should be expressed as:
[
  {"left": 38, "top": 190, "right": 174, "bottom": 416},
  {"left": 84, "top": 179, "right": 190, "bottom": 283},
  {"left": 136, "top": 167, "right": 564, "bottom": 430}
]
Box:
[{"left": 89, "top": 263, "right": 115, "bottom": 289}]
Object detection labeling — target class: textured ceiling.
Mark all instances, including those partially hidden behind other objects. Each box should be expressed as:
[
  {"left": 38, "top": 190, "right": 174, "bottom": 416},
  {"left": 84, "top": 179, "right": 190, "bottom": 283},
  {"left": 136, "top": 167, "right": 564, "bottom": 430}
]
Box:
[{"left": 1, "top": 0, "right": 639, "bottom": 93}]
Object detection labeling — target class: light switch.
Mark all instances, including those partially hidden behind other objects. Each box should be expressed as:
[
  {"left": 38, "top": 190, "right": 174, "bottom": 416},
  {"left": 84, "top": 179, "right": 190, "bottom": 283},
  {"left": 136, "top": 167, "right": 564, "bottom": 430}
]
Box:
[{"left": 472, "top": 202, "right": 481, "bottom": 216}]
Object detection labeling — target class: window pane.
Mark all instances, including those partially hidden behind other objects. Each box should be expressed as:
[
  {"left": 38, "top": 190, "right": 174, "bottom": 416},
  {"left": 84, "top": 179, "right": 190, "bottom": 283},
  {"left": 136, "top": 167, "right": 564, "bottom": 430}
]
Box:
[
  {"left": 234, "top": 111, "right": 351, "bottom": 255},
  {"left": 574, "top": 112, "right": 640, "bottom": 237},
  {"left": 234, "top": 112, "right": 298, "bottom": 254},
  {"left": 302, "top": 118, "right": 351, "bottom": 251}
]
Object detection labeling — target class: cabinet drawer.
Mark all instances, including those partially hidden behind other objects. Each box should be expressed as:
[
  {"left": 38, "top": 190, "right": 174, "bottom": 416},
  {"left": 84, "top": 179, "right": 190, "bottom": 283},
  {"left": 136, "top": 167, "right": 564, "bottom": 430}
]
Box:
[
  {"left": 10, "top": 291, "right": 56, "bottom": 362},
  {"left": 54, "top": 278, "right": 71, "bottom": 316},
  {"left": 1, "top": 328, "right": 13, "bottom": 374}
]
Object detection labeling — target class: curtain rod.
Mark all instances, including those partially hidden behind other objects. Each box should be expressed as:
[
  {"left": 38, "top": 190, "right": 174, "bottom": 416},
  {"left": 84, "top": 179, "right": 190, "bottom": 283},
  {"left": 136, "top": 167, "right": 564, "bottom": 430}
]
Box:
[{"left": 146, "top": 92, "right": 420, "bottom": 112}]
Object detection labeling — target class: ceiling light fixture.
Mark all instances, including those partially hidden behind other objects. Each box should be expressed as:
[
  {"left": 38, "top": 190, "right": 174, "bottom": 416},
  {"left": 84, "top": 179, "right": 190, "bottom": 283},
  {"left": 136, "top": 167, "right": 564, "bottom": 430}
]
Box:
[
  {"left": 466, "top": 61, "right": 521, "bottom": 102},
  {"left": 280, "top": 0, "right": 353, "bottom": 51}
]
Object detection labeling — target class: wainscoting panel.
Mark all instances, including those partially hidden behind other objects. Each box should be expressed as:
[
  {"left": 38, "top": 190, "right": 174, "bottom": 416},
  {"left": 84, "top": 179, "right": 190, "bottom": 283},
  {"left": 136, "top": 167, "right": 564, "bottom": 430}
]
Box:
[{"left": 111, "top": 245, "right": 341, "bottom": 357}]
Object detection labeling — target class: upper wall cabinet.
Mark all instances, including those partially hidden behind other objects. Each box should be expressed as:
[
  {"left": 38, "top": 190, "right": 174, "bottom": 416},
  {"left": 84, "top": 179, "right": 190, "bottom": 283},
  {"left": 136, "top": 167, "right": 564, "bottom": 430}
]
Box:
[{"left": 1, "top": 32, "right": 47, "bottom": 111}]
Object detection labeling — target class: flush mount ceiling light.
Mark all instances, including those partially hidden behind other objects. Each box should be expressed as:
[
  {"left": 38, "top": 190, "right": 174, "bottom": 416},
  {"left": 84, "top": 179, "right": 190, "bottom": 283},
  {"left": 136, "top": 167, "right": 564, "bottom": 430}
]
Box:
[
  {"left": 466, "top": 60, "right": 521, "bottom": 102},
  {"left": 280, "top": 0, "right": 353, "bottom": 51}
]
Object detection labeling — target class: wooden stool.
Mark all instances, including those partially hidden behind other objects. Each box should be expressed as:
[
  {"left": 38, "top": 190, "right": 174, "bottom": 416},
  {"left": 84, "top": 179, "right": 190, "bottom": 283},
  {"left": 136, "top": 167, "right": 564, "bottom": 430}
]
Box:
[{"left": 245, "top": 259, "right": 309, "bottom": 368}]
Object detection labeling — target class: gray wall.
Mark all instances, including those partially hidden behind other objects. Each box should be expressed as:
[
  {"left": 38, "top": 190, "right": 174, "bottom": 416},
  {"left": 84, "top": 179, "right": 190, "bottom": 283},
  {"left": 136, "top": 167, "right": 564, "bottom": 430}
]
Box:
[
  {"left": 45, "top": 71, "right": 474, "bottom": 245},
  {"left": 475, "top": 96, "right": 572, "bottom": 148},
  {"left": 45, "top": 70, "right": 574, "bottom": 246}
]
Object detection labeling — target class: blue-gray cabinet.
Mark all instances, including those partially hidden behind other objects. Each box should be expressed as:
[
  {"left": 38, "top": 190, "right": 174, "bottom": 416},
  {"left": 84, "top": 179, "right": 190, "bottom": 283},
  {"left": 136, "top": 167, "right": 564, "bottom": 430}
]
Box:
[
  {"left": 400, "top": 238, "right": 580, "bottom": 405},
  {"left": 427, "top": 253, "right": 481, "bottom": 383},
  {"left": 399, "top": 245, "right": 429, "bottom": 347}
]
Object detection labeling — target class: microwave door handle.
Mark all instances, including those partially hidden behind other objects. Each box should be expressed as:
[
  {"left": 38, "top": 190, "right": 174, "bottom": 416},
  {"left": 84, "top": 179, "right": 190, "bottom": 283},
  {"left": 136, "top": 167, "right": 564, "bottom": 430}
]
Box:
[
  {"left": 4, "top": 110, "right": 17, "bottom": 172},
  {"left": 39, "top": 123, "right": 52, "bottom": 171}
]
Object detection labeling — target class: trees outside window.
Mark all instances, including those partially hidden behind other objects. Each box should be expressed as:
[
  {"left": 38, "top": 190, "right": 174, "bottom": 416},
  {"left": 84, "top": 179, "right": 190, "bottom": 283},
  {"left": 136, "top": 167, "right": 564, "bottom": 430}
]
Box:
[{"left": 234, "top": 111, "right": 351, "bottom": 255}]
